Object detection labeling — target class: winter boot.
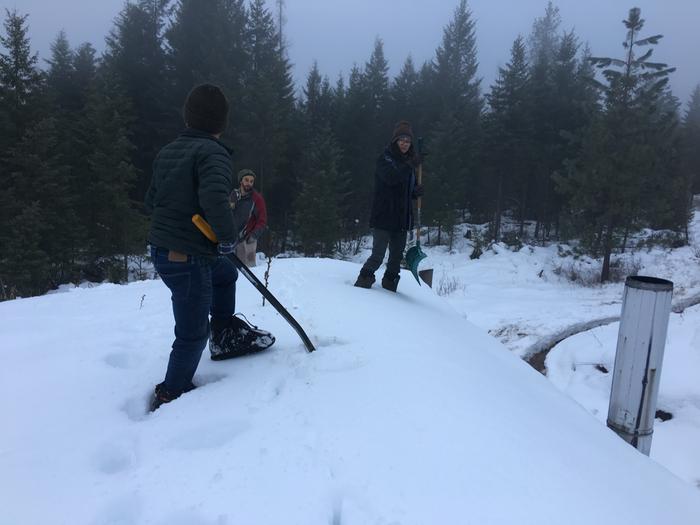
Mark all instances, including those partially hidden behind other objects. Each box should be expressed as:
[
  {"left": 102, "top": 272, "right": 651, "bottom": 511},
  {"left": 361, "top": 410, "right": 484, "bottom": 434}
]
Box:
[
  {"left": 354, "top": 269, "right": 376, "bottom": 289},
  {"left": 381, "top": 273, "right": 400, "bottom": 292},
  {"left": 150, "top": 381, "right": 196, "bottom": 412},
  {"left": 209, "top": 314, "right": 275, "bottom": 360}
]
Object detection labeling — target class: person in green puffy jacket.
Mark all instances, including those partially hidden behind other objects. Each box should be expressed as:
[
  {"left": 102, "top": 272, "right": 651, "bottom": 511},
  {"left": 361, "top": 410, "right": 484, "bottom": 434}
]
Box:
[{"left": 145, "top": 84, "right": 274, "bottom": 412}]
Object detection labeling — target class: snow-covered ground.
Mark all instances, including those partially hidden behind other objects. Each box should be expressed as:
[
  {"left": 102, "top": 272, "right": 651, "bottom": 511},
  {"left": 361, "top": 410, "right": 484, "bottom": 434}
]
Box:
[
  {"left": 349, "top": 211, "right": 700, "bottom": 490},
  {"left": 2, "top": 215, "right": 700, "bottom": 523}
]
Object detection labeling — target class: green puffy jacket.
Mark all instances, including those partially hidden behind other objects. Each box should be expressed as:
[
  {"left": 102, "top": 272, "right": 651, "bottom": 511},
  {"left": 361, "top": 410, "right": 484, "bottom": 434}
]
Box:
[{"left": 145, "top": 129, "right": 236, "bottom": 256}]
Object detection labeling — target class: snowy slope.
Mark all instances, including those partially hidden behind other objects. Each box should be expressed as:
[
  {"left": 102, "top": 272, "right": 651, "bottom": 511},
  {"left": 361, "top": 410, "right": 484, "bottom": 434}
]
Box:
[
  {"left": 1, "top": 258, "right": 699, "bottom": 524},
  {"left": 546, "top": 304, "right": 700, "bottom": 490}
]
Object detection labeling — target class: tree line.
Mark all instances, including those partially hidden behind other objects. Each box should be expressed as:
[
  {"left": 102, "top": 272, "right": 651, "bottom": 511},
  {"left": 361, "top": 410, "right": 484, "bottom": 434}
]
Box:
[{"left": 0, "top": 0, "right": 699, "bottom": 298}]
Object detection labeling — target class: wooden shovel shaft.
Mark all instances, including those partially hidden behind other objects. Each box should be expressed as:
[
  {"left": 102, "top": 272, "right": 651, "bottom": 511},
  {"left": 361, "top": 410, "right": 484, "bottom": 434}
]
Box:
[{"left": 415, "top": 163, "right": 422, "bottom": 239}]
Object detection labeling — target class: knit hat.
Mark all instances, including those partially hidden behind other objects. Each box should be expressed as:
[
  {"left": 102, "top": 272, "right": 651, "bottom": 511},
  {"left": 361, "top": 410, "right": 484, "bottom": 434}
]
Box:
[
  {"left": 183, "top": 84, "right": 229, "bottom": 135},
  {"left": 391, "top": 120, "right": 414, "bottom": 143},
  {"left": 238, "top": 168, "right": 256, "bottom": 182}
]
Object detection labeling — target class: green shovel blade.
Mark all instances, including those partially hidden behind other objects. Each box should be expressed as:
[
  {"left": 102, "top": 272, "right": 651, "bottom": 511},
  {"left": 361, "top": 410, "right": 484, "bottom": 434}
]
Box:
[{"left": 405, "top": 243, "right": 427, "bottom": 284}]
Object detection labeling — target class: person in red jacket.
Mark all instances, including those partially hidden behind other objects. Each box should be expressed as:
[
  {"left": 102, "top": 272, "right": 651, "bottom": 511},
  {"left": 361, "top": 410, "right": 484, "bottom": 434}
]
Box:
[{"left": 230, "top": 168, "right": 268, "bottom": 267}]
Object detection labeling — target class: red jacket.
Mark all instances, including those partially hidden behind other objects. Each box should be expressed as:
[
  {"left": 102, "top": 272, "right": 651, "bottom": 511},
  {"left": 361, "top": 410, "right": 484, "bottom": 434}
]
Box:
[
  {"left": 230, "top": 188, "right": 268, "bottom": 240},
  {"left": 246, "top": 190, "right": 267, "bottom": 239}
]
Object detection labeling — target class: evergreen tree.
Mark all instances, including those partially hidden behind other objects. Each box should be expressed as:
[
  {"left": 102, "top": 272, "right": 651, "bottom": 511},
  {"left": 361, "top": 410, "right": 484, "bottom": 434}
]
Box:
[
  {"left": 105, "top": 0, "right": 173, "bottom": 201},
  {"left": 302, "top": 62, "right": 333, "bottom": 134},
  {"left": 72, "top": 43, "right": 96, "bottom": 103},
  {"left": 428, "top": 0, "right": 482, "bottom": 245},
  {"left": 0, "top": 10, "right": 44, "bottom": 298},
  {"left": 45, "top": 31, "right": 76, "bottom": 110},
  {"left": 3, "top": 117, "right": 82, "bottom": 293},
  {"left": 239, "top": 0, "right": 295, "bottom": 236},
  {"left": 558, "top": 8, "right": 676, "bottom": 281},
  {"left": 364, "top": 38, "right": 391, "bottom": 139},
  {"left": 483, "top": 35, "right": 533, "bottom": 241},
  {"left": 293, "top": 64, "right": 344, "bottom": 255},
  {"left": 78, "top": 69, "right": 146, "bottom": 282},
  {"left": 389, "top": 56, "right": 420, "bottom": 127},
  {"left": 0, "top": 9, "right": 42, "bottom": 146},
  {"left": 167, "top": 0, "right": 249, "bottom": 129},
  {"left": 294, "top": 132, "right": 343, "bottom": 256},
  {"left": 335, "top": 64, "right": 373, "bottom": 232},
  {"left": 638, "top": 88, "right": 685, "bottom": 236},
  {"left": 526, "top": 2, "right": 560, "bottom": 240},
  {"left": 361, "top": 39, "right": 392, "bottom": 225},
  {"left": 682, "top": 85, "right": 700, "bottom": 195}
]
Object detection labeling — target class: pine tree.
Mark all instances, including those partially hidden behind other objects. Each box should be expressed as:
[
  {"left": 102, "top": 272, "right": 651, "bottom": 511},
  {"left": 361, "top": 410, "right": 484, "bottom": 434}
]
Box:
[
  {"left": 638, "top": 88, "right": 685, "bottom": 236},
  {"left": 0, "top": 9, "right": 42, "bottom": 145},
  {"left": 0, "top": 10, "right": 45, "bottom": 298},
  {"left": 238, "top": 0, "right": 295, "bottom": 236},
  {"left": 302, "top": 62, "right": 333, "bottom": 134},
  {"left": 293, "top": 65, "right": 344, "bottom": 255},
  {"left": 560, "top": 8, "right": 676, "bottom": 281},
  {"left": 105, "top": 0, "right": 173, "bottom": 201},
  {"left": 389, "top": 56, "right": 419, "bottom": 127},
  {"left": 526, "top": 2, "right": 560, "bottom": 241},
  {"left": 45, "top": 31, "right": 76, "bottom": 109},
  {"left": 335, "top": 64, "right": 372, "bottom": 231},
  {"left": 429, "top": 0, "right": 482, "bottom": 245},
  {"left": 167, "top": 0, "right": 239, "bottom": 97},
  {"left": 365, "top": 38, "right": 391, "bottom": 139},
  {"left": 483, "top": 35, "right": 533, "bottom": 241},
  {"left": 682, "top": 85, "right": 700, "bottom": 195},
  {"left": 294, "top": 128, "right": 344, "bottom": 256},
  {"left": 1, "top": 29, "right": 92, "bottom": 295},
  {"left": 359, "top": 39, "right": 392, "bottom": 227},
  {"left": 78, "top": 69, "right": 146, "bottom": 282},
  {"left": 3, "top": 117, "right": 82, "bottom": 293}
]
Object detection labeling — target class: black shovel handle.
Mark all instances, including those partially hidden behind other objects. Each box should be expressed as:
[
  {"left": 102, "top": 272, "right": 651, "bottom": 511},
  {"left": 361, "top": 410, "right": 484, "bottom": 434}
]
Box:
[{"left": 192, "top": 214, "right": 315, "bottom": 352}]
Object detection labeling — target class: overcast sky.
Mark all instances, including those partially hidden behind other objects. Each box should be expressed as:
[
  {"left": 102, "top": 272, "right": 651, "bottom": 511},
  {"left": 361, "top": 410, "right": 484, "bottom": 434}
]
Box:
[{"left": 6, "top": 0, "right": 700, "bottom": 106}]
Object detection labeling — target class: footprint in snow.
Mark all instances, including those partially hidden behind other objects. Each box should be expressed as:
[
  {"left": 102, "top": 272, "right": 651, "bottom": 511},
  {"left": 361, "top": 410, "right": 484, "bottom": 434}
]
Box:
[
  {"left": 154, "top": 510, "right": 229, "bottom": 525},
  {"left": 103, "top": 351, "right": 140, "bottom": 370},
  {"left": 167, "top": 419, "right": 250, "bottom": 450},
  {"left": 91, "top": 438, "right": 138, "bottom": 475},
  {"left": 122, "top": 374, "right": 228, "bottom": 421},
  {"left": 91, "top": 492, "right": 143, "bottom": 525}
]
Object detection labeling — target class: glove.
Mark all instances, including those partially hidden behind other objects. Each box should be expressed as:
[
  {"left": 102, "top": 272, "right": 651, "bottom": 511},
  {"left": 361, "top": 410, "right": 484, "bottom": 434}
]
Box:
[
  {"left": 413, "top": 184, "right": 424, "bottom": 197},
  {"left": 218, "top": 242, "right": 236, "bottom": 255}
]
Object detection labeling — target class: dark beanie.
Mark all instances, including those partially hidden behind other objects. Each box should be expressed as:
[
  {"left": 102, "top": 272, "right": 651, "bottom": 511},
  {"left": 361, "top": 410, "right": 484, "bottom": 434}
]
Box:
[
  {"left": 391, "top": 120, "right": 414, "bottom": 143},
  {"left": 183, "top": 84, "right": 229, "bottom": 135},
  {"left": 238, "top": 168, "right": 256, "bottom": 182}
]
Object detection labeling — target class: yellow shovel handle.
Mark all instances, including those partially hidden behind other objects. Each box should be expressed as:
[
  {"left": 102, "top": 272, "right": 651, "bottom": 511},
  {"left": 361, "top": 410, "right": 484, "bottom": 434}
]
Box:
[{"left": 192, "top": 214, "right": 218, "bottom": 243}]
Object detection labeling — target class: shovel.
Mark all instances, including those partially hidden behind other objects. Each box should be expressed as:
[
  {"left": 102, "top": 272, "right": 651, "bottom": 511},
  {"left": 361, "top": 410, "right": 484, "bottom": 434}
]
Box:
[
  {"left": 192, "top": 214, "right": 315, "bottom": 353},
  {"left": 405, "top": 160, "right": 427, "bottom": 284}
]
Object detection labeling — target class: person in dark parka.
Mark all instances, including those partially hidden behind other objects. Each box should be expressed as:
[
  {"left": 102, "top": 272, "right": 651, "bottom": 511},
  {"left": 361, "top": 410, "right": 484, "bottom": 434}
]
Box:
[
  {"left": 354, "top": 120, "right": 424, "bottom": 292},
  {"left": 145, "top": 84, "right": 274, "bottom": 411}
]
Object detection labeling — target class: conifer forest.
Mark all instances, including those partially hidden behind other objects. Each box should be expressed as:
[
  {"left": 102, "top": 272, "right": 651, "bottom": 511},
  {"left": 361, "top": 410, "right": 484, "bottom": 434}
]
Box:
[{"left": 1, "top": 0, "right": 699, "bottom": 298}]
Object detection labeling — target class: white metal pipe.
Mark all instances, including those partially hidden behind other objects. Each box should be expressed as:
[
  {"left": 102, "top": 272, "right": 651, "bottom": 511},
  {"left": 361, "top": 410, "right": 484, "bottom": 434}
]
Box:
[{"left": 607, "top": 276, "right": 673, "bottom": 456}]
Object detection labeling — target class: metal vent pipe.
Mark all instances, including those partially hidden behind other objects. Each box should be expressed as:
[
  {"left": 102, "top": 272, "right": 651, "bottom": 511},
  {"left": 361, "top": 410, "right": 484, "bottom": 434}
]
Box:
[{"left": 607, "top": 275, "right": 673, "bottom": 456}]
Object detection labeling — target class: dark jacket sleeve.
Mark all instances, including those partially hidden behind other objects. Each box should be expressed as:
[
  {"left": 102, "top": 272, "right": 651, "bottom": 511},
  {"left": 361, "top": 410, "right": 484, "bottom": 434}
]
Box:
[
  {"left": 375, "top": 153, "right": 413, "bottom": 187},
  {"left": 196, "top": 145, "right": 236, "bottom": 244}
]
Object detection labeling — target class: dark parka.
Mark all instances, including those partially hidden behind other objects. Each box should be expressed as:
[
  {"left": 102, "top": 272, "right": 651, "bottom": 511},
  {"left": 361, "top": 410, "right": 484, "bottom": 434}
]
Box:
[
  {"left": 145, "top": 129, "right": 236, "bottom": 256},
  {"left": 369, "top": 143, "right": 418, "bottom": 232}
]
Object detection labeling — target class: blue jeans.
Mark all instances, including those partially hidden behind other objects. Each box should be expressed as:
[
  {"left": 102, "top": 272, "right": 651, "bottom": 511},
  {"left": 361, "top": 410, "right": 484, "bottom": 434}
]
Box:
[{"left": 151, "top": 247, "right": 238, "bottom": 394}]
